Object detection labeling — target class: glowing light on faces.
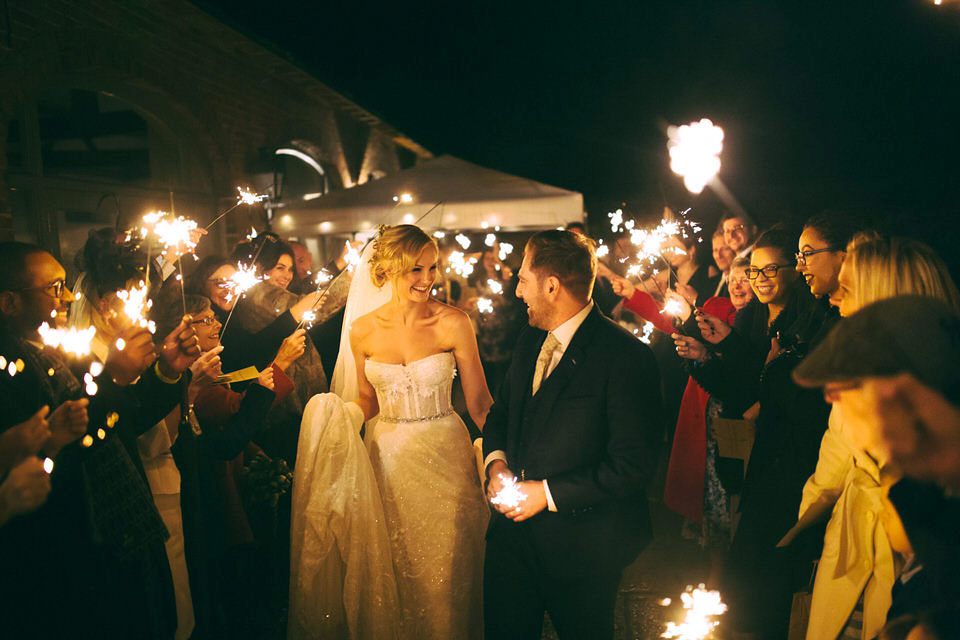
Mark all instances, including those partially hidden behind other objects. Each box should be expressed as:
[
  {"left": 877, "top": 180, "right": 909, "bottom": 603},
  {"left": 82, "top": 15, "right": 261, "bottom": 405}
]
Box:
[
  {"left": 236, "top": 187, "right": 267, "bottom": 205},
  {"left": 477, "top": 298, "right": 494, "bottom": 314},
  {"left": 37, "top": 324, "right": 97, "bottom": 357},
  {"left": 490, "top": 474, "right": 527, "bottom": 508},
  {"left": 662, "top": 586, "right": 727, "bottom": 639},
  {"left": 455, "top": 234, "right": 471, "bottom": 250},
  {"left": 667, "top": 118, "right": 724, "bottom": 194}
]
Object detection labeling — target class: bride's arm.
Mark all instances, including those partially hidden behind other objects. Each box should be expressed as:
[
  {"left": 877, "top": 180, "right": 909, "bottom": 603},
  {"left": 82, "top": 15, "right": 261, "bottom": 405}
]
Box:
[
  {"left": 349, "top": 320, "right": 379, "bottom": 422},
  {"left": 449, "top": 310, "right": 493, "bottom": 430}
]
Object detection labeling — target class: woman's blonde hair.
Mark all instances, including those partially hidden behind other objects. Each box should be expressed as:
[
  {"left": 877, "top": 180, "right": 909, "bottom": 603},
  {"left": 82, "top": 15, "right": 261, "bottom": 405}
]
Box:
[
  {"left": 369, "top": 224, "right": 437, "bottom": 288},
  {"left": 846, "top": 235, "right": 960, "bottom": 312}
]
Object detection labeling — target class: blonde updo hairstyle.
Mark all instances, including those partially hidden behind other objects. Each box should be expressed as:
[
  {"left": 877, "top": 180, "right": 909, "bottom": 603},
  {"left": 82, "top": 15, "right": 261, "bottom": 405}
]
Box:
[
  {"left": 369, "top": 224, "right": 438, "bottom": 288},
  {"left": 845, "top": 234, "right": 960, "bottom": 313}
]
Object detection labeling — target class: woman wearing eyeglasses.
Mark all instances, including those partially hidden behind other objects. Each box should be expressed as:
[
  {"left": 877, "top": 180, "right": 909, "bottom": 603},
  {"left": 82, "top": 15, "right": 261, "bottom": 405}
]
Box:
[{"left": 675, "top": 226, "right": 839, "bottom": 638}]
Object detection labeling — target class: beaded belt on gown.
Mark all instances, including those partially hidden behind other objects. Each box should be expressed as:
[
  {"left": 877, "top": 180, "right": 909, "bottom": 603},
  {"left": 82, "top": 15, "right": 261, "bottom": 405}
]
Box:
[{"left": 377, "top": 407, "right": 455, "bottom": 423}]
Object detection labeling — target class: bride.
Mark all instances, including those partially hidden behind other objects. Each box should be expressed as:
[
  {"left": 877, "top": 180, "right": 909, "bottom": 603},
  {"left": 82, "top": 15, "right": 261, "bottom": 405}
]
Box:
[{"left": 289, "top": 225, "right": 492, "bottom": 640}]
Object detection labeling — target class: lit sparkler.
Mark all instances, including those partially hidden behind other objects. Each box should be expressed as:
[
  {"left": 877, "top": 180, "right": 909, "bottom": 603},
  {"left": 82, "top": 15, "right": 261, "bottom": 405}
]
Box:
[
  {"left": 477, "top": 298, "right": 494, "bottom": 314},
  {"left": 43, "top": 457, "right": 54, "bottom": 474},
  {"left": 633, "top": 321, "right": 655, "bottom": 345},
  {"left": 455, "top": 233, "right": 471, "bottom": 250},
  {"left": 486, "top": 279, "right": 504, "bottom": 295},
  {"left": 661, "top": 298, "right": 685, "bottom": 317},
  {"left": 314, "top": 269, "right": 333, "bottom": 286},
  {"left": 446, "top": 251, "right": 477, "bottom": 278},
  {"left": 661, "top": 586, "right": 727, "bottom": 640},
  {"left": 225, "top": 264, "right": 262, "bottom": 303},
  {"left": 237, "top": 186, "right": 268, "bottom": 205},
  {"left": 343, "top": 241, "right": 363, "bottom": 270},
  {"left": 300, "top": 310, "right": 317, "bottom": 327},
  {"left": 116, "top": 281, "right": 156, "bottom": 332},
  {"left": 484, "top": 233, "right": 496, "bottom": 247},
  {"left": 498, "top": 242, "right": 514, "bottom": 260},
  {"left": 37, "top": 324, "right": 96, "bottom": 357},
  {"left": 489, "top": 474, "right": 527, "bottom": 509},
  {"left": 667, "top": 119, "right": 724, "bottom": 194}
]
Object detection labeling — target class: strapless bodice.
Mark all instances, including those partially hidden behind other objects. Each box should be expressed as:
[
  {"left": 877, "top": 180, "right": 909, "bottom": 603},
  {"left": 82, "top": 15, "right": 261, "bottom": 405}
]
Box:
[{"left": 364, "top": 351, "right": 456, "bottom": 422}]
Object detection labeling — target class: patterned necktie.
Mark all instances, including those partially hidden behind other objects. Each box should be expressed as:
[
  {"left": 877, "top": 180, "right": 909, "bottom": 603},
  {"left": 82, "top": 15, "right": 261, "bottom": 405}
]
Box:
[{"left": 531, "top": 332, "right": 560, "bottom": 395}]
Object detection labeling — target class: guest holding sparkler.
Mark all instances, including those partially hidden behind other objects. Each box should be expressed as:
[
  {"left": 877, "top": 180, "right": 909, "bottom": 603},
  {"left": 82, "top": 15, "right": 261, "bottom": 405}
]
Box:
[
  {"left": 676, "top": 227, "right": 831, "bottom": 639},
  {"left": 151, "top": 293, "right": 302, "bottom": 639},
  {"left": 789, "top": 235, "right": 958, "bottom": 640},
  {"left": 0, "top": 241, "right": 201, "bottom": 639},
  {"left": 226, "top": 233, "right": 350, "bottom": 464},
  {"left": 660, "top": 258, "right": 753, "bottom": 578}
]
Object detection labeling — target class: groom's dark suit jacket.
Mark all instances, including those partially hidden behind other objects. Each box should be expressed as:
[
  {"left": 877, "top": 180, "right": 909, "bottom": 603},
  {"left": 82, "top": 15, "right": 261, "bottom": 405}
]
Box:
[{"left": 483, "top": 306, "right": 663, "bottom": 577}]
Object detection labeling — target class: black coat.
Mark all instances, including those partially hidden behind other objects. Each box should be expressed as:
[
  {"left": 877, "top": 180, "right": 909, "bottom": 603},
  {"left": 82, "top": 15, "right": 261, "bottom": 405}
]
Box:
[{"left": 482, "top": 306, "right": 663, "bottom": 577}]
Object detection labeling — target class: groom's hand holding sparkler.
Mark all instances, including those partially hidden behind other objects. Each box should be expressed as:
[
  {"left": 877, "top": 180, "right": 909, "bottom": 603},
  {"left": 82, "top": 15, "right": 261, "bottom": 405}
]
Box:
[{"left": 486, "top": 460, "right": 548, "bottom": 521}]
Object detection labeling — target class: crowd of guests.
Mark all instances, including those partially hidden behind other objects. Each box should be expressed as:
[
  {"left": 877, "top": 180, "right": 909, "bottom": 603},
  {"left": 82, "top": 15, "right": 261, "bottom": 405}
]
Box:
[
  {"left": 593, "top": 211, "right": 960, "bottom": 639},
  {"left": 0, "top": 209, "right": 958, "bottom": 640}
]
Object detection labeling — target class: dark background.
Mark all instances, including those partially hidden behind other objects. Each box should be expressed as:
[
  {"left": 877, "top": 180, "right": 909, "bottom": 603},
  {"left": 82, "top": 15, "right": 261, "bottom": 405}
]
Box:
[{"left": 196, "top": 0, "right": 960, "bottom": 250}]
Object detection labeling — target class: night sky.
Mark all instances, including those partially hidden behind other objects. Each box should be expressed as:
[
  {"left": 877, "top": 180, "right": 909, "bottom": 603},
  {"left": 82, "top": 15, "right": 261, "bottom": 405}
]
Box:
[{"left": 195, "top": 0, "right": 960, "bottom": 245}]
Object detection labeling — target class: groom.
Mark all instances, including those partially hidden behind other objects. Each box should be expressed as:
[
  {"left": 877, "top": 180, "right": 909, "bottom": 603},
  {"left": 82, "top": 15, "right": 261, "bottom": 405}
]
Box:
[{"left": 482, "top": 229, "right": 663, "bottom": 639}]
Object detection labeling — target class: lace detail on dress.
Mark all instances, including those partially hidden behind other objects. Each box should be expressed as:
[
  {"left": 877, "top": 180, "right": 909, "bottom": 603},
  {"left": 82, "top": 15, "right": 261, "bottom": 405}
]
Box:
[{"left": 364, "top": 352, "right": 456, "bottom": 421}]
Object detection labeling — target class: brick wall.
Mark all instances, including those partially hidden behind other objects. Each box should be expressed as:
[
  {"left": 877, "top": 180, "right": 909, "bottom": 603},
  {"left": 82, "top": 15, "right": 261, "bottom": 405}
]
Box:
[{"left": 0, "top": 0, "right": 431, "bottom": 249}]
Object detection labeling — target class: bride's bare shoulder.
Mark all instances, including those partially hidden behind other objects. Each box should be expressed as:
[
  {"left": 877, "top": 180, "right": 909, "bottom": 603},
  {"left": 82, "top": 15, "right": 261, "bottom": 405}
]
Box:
[
  {"left": 348, "top": 308, "right": 380, "bottom": 343},
  {"left": 430, "top": 299, "right": 471, "bottom": 327}
]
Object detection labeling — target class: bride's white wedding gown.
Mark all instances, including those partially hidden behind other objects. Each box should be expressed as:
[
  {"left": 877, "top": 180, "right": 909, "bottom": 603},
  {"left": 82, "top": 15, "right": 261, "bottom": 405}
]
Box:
[{"left": 289, "top": 351, "right": 488, "bottom": 640}]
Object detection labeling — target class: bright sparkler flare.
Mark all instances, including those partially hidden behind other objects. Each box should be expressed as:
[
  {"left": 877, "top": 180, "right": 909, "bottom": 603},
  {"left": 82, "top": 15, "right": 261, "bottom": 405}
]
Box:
[
  {"left": 225, "top": 264, "right": 262, "bottom": 302},
  {"left": 486, "top": 279, "right": 504, "bottom": 295},
  {"left": 668, "top": 118, "right": 724, "bottom": 194},
  {"left": 662, "top": 298, "right": 685, "bottom": 317},
  {"left": 608, "top": 209, "right": 624, "bottom": 232},
  {"left": 43, "top": 457, "right": 54, "bottom": 474},
  {"left": 37, "top": 323, "right": 96, "bottom": 357},
  {"left": 236, "top": 186, "right": 268, "bottom": 205},
  {"left": 498, "top": 242, "right": 514, "bottom": 260},
  {"left": 477, "top": 297, "right": 494, "bottom": 314},
  {"left": 300, "top": 310, "right": 317, "bottom": 327},
  {"left": 596, "top": 243, "right": 610, "bottom": 258},
  {"left": 490, "top": 474, "right": 527, "bottom": 509},
  {"left": 484, "top": 233, "right": 496, "bottom": 247},
  {"left": 662, "top": 586, "right": 727, "bottom": 640},
  {"left": 446, "top": 251, "right": 476, "bottom": 278},
  {"left": 116, "top": 282, "right": 156, "bottom": 333},
  {"left": 314, "top": 269, "right": 333, "bottom": 286},
  {"left": 455, "top": 233, "right": 471, "bottom": 250},
  {"left": 152, "top": 215, "right": 200, "bottom": 253},
  {"left": 633, "top": 321, "right": 655, "bottom": 345},
  {"left": 343, "top": 241, "right": 363, "bottom": 271}
]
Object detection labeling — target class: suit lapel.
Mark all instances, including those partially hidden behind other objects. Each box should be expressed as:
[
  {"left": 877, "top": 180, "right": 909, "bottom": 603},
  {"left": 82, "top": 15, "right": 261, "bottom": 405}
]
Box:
[{"left": 527, "top": 308, "right": 602, "bottom": 436}]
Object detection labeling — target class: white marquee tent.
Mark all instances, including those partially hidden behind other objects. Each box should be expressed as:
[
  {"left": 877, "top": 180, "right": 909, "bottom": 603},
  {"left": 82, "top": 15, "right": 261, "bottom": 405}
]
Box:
[{"left": 274, "top": 155, "right": 584, "bottom": 236}]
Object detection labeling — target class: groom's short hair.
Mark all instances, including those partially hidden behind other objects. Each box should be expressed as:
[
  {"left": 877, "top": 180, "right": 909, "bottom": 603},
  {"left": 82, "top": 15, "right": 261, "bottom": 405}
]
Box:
[{"left": 525, "top": 230, "right": 597, "bottom": 302}]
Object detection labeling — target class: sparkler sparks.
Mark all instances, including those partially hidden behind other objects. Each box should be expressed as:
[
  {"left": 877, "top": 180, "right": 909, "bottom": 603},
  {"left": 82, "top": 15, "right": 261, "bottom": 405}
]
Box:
[
  {"left": 225, "top": 264, "right": 262, "bottom": 303},
  {"left": 486, "top": 279, "right": 504, "bottom": 295},
  {"left": 662, "top": 586, "right": 727, "bottom": 640},
  {"left": 661, "top": 298, "right": 685, "bottom": 317},
  {"left": 633, "top": 321, "right": 655, "bottom": 345},
  {"left": 667, "top": 119, "right": 724, "bottom": 194},
  {"left": 343, "top": 241, "right": 363, "bottom": 270},
  {"left": 37, "top": 324, "right": 96, "bottom": 357},
  {"left": 477, "top": 298, "right": 494, "bottom": 314},
  {"left": 489, "top": 474, "right": 527, "bottom": 509},
  {"left": 300, "top": 310, "right": 317, "bottom": 327},
  {"left": 236, "top": 186, "right": 268, "bottom": 205},
  {"left": 446, "top": 251, "right": 477, "bottom": 278},
  {"left": 43, "top": 457, "right": 54, "bottom": 474},
  {"left": 498, "top": 242, "right": 514, "bottom": 260},
  {"left": 116, "top": 282, "right": 156, "bottom": 333},
  {"left": 455, "top": 234, "right": 471, "bottom": 250},
  {"left": 484, "top": 233, "right": 496, "bottom": 247}
]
